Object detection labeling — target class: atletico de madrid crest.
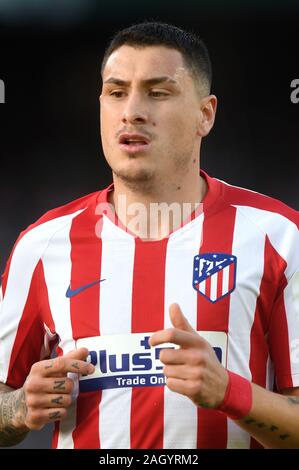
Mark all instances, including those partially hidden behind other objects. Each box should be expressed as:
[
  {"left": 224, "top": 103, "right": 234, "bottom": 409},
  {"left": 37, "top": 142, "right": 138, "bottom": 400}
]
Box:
[{"left": 193, "top": 253, "right": 237, "bottom": 303}]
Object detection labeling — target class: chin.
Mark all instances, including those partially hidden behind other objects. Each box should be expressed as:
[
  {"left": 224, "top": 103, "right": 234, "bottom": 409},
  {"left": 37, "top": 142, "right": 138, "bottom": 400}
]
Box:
[
  {"left": 113, "top": 164, "right": 156, "bottom": 191},
  {"left": 113, "top": 161, "right": 155, "bottom": 182}
]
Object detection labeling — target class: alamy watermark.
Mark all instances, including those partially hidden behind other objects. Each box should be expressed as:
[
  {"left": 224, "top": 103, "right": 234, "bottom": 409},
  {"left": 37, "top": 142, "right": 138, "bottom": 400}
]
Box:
[
  {"left": 290, "top": 79, "right": 299, "bottom": 104},
  {"left": 95, "top": 195, "right": 203, "bottom": 240},
  {"left": 0, "top": 79, "right": 5, "bottom": 103}
]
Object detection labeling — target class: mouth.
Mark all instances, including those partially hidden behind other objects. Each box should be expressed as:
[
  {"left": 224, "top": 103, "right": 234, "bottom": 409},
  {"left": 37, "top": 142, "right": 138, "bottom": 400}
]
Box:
[{"left": 119, "top": 133, "right": 151, "bottom": 154}]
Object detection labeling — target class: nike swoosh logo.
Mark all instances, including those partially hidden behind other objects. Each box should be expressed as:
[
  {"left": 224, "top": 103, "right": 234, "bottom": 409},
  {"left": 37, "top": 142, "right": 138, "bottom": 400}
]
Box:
[{"left": 66, "top": 279, "right": 106, "bottom": 298}]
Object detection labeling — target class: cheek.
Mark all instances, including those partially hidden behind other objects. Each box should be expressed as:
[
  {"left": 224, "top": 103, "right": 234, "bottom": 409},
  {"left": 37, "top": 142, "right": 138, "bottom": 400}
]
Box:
[
  {"left": 161, "top": 116, "right": 198, "bottom": 161},
  {"left": 165, "top": 115, "right": 193, "bottom": 143},
  {"left": 101, "top": 101, "right": 119, "bottom": 126},
  {"left": 100, "top": 110, "right": 116, "bottom": 145}
]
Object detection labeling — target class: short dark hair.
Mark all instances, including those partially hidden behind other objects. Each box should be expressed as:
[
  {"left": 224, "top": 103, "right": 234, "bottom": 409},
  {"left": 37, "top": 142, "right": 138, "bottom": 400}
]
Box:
[{"left": 101, "top": 21, "right": 212, "bottom": 95}]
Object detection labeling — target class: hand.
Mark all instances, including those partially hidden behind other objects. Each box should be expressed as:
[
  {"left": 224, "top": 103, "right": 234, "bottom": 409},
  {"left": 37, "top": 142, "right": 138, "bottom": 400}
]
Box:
[
  {"left": 149, "top": 303, "right": 229, "bottom": 409},
  {"left": 22, "top": 348, "right": 94, "bottom": 430}
]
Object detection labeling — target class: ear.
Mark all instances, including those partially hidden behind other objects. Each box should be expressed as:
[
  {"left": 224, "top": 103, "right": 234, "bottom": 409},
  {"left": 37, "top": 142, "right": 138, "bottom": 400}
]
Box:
[{"left": 196, "top": 94, "right": 217, "bottom": 137}]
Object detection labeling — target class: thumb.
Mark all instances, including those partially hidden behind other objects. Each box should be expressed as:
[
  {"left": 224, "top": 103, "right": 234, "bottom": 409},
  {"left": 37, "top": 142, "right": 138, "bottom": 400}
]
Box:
[
  {"left": 64, "top": 347, "right": 90, "bottom": 361},
  {"left": 169, "top": 303, "right": 196, "bottom": 333}
]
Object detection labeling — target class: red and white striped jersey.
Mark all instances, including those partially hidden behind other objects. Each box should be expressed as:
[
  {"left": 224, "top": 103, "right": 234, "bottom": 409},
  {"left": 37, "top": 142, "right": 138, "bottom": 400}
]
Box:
[{"left": 1, "top": 171, "right": 299, "bottom": 449}]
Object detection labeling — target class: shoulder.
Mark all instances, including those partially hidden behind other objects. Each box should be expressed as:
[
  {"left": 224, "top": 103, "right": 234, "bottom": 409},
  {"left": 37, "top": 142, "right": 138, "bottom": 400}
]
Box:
[
  {"left": 3, "top": 190, "right": 104, "bottom": 276},
  {"left": 216, "top": 177, "right": 299, "bottom": 229},
  {"left": 28, "top": 190, "right": 102, "bottom": 230},
  {"left": 211, "top": 176, "right": 299, "bottom": 278},
  {"left": 21, "top": 190, "right": 102, "bottom": 239}
]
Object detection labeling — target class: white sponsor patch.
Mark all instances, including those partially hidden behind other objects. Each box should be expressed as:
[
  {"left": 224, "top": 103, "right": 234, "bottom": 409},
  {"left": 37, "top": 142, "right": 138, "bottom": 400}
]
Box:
[{"left": 77, "top": 331, "right": 227, "bottom": 392}]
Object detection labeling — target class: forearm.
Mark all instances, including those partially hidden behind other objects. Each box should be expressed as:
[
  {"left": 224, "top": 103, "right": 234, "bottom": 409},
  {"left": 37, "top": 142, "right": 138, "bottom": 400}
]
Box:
[
  {"left": 236, "top": 383, "right": 299, "bottom": 448},
  {"left": 0, "top": 385, "right": 30, "bottom": 446}
]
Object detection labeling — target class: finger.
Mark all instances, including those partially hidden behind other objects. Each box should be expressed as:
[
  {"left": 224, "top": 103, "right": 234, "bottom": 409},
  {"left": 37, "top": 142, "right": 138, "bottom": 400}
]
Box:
[
  {"left": 150, "top": 328, "right": 201, "bottom": 349},
  {"left": 50, "top": 347, "right": 92, "bottom": 376},
  {"left": 25, "top": 377, "right": 74, "bottom": 395},
  {"left": 169, "top": 303, "right": 196, "bottom": 334},
  {"left": 48, "top": 393, "right": 72, "bottom": 408},
  {"left": 51, "top": 377, "right": 74, "bottom": 394},
  {"left": 30, "top": 348, "right": 91, "bottom": 377},
  {"left": 64, "top": 347, "right": 90, "bottom": 360},
  {"left": 158, "top": 348, "right": 189, "bottom": 365},
  {"left": 25, "top": 408, "right": 68, "bottom": 430},
  {"left": 164, "top": 364, "right": 199, "bottom": 381},
  {"left": 165, "top": 377, "right": 196, "bottom": 397},
  {"left": 36, "top": 355, "right": 94, "bottom": 377},
  {"left": 27, "top": 393, "right": 72, "bottom": 409}
]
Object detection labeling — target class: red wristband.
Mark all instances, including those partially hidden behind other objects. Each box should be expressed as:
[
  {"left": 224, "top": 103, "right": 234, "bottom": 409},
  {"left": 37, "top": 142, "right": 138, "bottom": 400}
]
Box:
[{"left": 217, "top": 370, "right": 252, "bottom": 420}]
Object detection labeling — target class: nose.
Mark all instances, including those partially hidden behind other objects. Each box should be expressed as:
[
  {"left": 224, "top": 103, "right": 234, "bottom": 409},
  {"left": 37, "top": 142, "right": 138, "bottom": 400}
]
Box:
[{"left": 122, "top": 92, "right": 148, "bottom": 125}]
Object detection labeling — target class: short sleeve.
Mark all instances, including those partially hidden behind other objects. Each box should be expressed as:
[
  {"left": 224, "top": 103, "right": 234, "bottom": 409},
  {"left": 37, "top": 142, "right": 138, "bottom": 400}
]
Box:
[
  {"left": 268, "top": 271, "right": 299, "bottom": 390},
  {"left": 0, "top": 235, "right": 48, "bottom": 389}
]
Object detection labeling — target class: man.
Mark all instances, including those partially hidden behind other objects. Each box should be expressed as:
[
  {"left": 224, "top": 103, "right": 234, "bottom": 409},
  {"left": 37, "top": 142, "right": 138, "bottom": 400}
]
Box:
[{"left": 0, "top": 22, "right": 299, "bottom": 449}]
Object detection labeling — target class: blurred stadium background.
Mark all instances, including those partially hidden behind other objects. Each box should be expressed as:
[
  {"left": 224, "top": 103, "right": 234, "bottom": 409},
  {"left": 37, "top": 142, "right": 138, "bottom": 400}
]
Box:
[{"left": 0, "top": 0, "right": 298, "bottom": 448}]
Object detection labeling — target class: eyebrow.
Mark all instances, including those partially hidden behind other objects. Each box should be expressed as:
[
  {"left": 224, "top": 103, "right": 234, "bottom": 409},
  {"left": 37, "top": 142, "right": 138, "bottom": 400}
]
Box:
[{"left": 103, "top": 76, "right": 178, "bottom": 86}]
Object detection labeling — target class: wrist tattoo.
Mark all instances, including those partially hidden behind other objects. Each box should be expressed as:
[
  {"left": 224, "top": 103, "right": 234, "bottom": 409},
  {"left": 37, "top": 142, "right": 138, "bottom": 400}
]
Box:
[
  {"left": 243, "top": 418, "right": 291, "bottom": 441},
  {"left": 287, "top": 397, "right": 299, "bottom": 406},
  {"left": 257, "top": 422, "right": 266, "bottom": 428},
  {"left": 270, "top": 425, "right": 278, "bottom": 432},
  {"left": 0, "top": 388, "right": 29, "bottom": 446},
  {"left": 244, "top": 418, "right": 255, "bottom": 424},
  {"left": 279, "top": 433, "right": 290, "bottom": 440}
]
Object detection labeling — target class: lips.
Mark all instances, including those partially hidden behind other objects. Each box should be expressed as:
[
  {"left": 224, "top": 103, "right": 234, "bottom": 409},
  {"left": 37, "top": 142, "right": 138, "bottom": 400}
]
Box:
[
  {"left": 119, "top": 133, "right": 151, "bottom": 154},
  {"left": 119, "top": 133, "right": 150, "bottom": 145}
]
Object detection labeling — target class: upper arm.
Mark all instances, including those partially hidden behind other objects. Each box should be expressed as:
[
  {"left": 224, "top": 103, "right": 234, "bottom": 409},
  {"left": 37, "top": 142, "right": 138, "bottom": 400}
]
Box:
[
  {"left": 0, "top": 257, "right": 44, "bottom": 388},
  {"left": 0, "top": 230, "right": 49, "bottom": 388}
]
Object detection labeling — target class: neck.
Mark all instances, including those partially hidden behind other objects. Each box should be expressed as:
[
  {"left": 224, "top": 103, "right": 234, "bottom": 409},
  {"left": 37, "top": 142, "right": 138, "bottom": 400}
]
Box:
[{"left": 108, "top": 165, "right": 207, "bottom": 241}]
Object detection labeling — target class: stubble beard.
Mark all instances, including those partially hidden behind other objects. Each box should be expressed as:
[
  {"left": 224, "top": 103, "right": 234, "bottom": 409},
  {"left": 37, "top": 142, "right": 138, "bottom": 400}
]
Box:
[
  {"left": 112, "top": 164, "right": 156, "bottom": 193},
  {"left": 111, "top": 145, "right": 195, "bottom": 194}
]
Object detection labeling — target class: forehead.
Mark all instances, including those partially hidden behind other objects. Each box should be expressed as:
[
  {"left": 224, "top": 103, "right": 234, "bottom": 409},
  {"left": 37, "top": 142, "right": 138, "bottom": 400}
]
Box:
[{"left": 102, "top": 45, "right": 188, "bottom": 80}]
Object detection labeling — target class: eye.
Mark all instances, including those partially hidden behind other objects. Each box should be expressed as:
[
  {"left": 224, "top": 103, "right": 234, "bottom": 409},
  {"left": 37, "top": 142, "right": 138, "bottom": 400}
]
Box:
[
  {"left": 109, "top": 90, "right": 126, "bottom": 98},
  {"left": 149, "top": 90, "right": 170, "bottom": 98}
]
